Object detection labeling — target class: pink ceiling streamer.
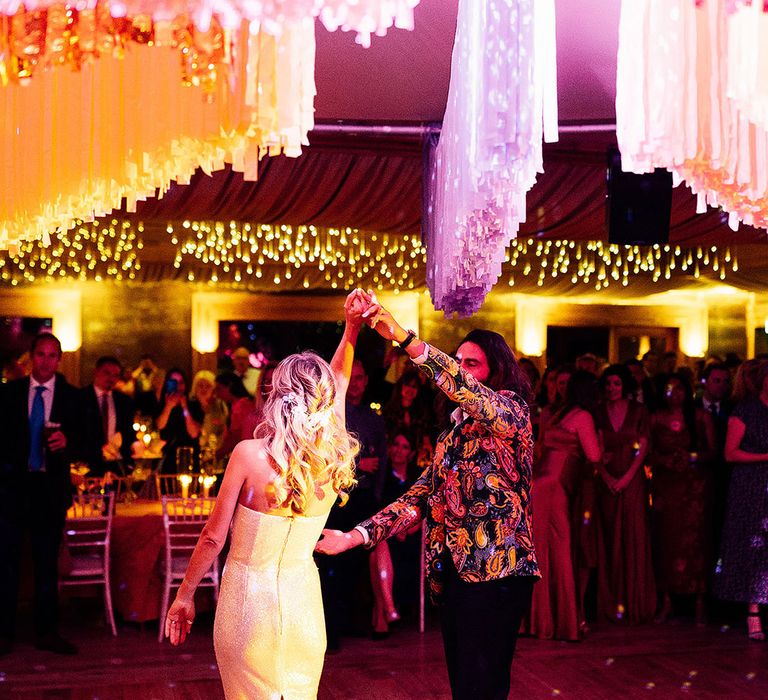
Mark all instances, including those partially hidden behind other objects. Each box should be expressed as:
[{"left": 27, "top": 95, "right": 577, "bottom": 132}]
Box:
[{"left": 617, "top": 0, "right": 768, "bottom": 234}]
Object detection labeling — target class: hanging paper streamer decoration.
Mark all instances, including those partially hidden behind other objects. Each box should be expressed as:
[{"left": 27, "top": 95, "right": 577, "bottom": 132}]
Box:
[
  {"left": 725, "top": 1, "right": 768, "bottom": 132},
  {"left": 0, "top": 1, "right": 419, "bottom": 248},
  {"left": 424, "top": 0, "right": 558, "bottom": 317},
  {"left": 617, "top": 0, "right": 768, "bottom": 234}
]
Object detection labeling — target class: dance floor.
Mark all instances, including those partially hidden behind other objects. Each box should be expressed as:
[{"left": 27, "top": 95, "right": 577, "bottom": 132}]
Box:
[{"left": 2, "top": 608, "right": 768, "bottom": 700}]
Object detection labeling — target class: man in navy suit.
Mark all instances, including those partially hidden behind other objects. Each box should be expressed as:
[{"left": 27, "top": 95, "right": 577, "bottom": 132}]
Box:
[
  {"left": 0, "top": 333, "right": 80, "bottom": 655},
  {"left": 79, "top": 356, "right": 135, "bottom": 477}
]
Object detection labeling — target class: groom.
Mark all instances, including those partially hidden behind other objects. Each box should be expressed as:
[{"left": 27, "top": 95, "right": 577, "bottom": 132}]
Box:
[{"left": 318, "top": 291, "right": 539, "bottom": 700}]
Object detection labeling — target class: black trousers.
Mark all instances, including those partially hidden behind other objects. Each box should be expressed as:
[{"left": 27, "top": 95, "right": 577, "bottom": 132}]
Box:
[
  {"left": 440, "top": 559, "right": 535, "bottom": 700},
  {"left": 318, "top": 487, "right": 379, "bottom": 646},
  {"left": 0, "top": 472, "right": 67, "bottom": 641}
]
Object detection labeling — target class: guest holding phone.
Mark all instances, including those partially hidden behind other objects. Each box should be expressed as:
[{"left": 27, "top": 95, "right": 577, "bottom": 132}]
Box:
[{"left": 156, "top": 369, "right": 203, "bottom": 473}]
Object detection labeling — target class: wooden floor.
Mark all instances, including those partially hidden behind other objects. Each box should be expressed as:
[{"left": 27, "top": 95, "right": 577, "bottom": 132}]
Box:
[{"left": 2, "top": 611, "right": 768, "bottom": 699}]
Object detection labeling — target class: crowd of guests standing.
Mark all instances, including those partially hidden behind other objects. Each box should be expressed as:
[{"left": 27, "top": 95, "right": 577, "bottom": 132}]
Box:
[
  {"left": 522, "top": 351, "right": 768, "bottom": 643},
  {"left": 3, "top": 329, "right": 767, "bottom": 656}
]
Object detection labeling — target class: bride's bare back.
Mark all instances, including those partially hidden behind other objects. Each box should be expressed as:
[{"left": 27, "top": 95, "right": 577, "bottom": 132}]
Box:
[{"left": 235, "top": 437, "right": 338, "bottom": 519}]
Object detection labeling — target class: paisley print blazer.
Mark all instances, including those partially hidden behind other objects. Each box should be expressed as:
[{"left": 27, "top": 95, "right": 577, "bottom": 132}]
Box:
[{"left": 358, "top": 344, "right": 540, "bottom": 600}]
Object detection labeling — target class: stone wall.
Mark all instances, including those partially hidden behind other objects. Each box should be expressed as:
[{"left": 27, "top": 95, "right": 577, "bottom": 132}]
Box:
[
  {"left": 418, "top": 291, "right": 516, "bottom": 353},
  {"left": 79, "top": 281, "right": 193, "bottom": 381},
  {"left": 708, "top": 301, "right": 747, "bottom": 361}
]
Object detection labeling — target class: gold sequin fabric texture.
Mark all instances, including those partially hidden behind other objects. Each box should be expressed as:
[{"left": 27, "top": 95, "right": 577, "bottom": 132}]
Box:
[{"left": 213, "top": 505, "right": 329, "bottom": 699}]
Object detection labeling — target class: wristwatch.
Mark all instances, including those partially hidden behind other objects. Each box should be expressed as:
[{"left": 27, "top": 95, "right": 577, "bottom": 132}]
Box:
[{"left": 398, "top": 329, "right": 417, "bottom": 350}]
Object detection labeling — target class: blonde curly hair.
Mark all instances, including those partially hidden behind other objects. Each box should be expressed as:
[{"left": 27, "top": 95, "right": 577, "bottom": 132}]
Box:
[{"left": 255, "top": 352, "right": 358, "bottom": 515}]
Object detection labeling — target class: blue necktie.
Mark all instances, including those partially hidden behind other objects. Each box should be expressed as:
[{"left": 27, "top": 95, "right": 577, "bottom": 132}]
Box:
[{"left": 29, "top": 386, "right": 46, "bottom": 471}]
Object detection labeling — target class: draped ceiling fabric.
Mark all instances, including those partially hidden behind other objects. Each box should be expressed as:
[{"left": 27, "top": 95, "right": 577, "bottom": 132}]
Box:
[
  {"left": 118, "top": 132, "right": 423, "bottom": 233},
  {"left": 0, "top": 0, "right": 419, "bottom": 248},
  {"left": 119, "top": 130, "right": 768, "bottom": 245},
  {"left": 36, "top": 127, "right": 754, "bottom": 298},
  {"left": 2, "top": 127, "right": 768, "bottom": 295}
]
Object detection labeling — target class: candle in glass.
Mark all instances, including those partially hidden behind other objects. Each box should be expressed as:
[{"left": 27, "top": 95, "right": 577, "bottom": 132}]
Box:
[
  {"left": 202, "top": 474, "right": 217, "bottom": 498},
  {"left": 178, "top": 473, "right": 193, "bottom": 499}
]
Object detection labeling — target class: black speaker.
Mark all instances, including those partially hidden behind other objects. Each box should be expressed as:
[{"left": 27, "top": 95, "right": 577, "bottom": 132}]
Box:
[{"left": 606, "top": 148, "right": 672, "bottom": 245}]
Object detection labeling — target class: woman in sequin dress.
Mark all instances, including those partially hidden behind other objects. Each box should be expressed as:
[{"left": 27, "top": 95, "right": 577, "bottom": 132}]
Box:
[
  {"left": 162, "top": 292, "right": 365, "bottom": 699},
  {"left": 714, "top": 361, "right": 768, "bottom": 641}
]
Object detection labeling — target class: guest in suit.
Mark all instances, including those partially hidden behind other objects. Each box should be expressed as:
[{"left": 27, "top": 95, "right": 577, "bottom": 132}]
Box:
[
  {"left": 231, "top": 346, "right": 261, "bottom": 397},
  {"left": 79, "top": 356, "right": 135, "bottom": 477},
  {"left": 0, "top": 333, "right": 80, "bottom": 656},
  {"left": 318, "top": 358, "right": 388, "bottom": 648},
  {"left": 696, "top": 363, "right": 733, "bottom": 559},
  {"left": 318, "top": 293, "right": 539, "bottom": 700}
]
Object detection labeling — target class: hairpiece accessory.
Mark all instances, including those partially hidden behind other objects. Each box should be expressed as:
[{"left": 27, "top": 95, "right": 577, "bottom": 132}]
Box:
[
  {"left": 282, "top": 392, "right": 309, "bottom": 419},
  {"left": 306, "top": 407, "right": 334, "bottom": 430}
]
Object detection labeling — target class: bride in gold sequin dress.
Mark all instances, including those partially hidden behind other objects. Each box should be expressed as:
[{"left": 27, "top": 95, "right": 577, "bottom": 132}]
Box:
[{"left": 163, "top": 292, "right": 365, "bottom": 699}]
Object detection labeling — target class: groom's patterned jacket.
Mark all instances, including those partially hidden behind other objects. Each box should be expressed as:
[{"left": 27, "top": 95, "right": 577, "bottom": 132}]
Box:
[{"left": 357, "top": 344, "right": 540, "bottom": 600}]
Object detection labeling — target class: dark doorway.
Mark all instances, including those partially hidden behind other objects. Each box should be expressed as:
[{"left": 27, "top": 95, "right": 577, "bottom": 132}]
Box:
[
  {"left": 1, "top": 316, "right": 53, "bottom": 380},
  {"left": 217, "top": 320, "right": 388, "bottom": 402},
  {"left": 546, "top": 326, "right": 609, "bottom": 368}
]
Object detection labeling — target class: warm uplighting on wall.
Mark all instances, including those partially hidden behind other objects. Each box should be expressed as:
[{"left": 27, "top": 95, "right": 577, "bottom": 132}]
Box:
[
  {"left": 515, "top": 297, "right": 547, "bottom": 356},
  {"left": 192, "top": 329, "right": 219, "bottom": 354},
  {"left": 0, "top": 288, "right": 82, "bottom": 353},
  {"left": 679, "top": 306, "right": 709, "bottom": 358},
  {"left": 57, "top": 322, "right": 82, "bottom": 353}
]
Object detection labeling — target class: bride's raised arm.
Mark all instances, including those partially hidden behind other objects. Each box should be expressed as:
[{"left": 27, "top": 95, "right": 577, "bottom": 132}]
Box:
[{"left": 330, "top": 290, "right": 368, "bottom": 420}]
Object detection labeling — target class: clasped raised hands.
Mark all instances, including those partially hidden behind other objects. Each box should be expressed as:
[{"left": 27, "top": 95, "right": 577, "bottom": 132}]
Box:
[{"left": 344, "top": 289, "right": 402, "bottom": 342}]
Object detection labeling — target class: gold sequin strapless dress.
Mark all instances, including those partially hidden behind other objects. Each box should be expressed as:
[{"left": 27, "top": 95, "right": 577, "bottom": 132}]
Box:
[{"left": 214, "top": 504, "right": 329, "bottom": 699}]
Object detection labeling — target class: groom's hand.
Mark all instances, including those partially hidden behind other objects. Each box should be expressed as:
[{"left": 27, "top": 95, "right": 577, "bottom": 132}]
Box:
[{"left": 315, "top": 528, "right": 364, "bottom": 555}]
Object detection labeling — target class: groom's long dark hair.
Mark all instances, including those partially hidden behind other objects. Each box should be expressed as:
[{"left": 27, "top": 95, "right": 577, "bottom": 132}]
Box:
[{"left": 435, "top": 329, "right": 533, "bottom": 430}]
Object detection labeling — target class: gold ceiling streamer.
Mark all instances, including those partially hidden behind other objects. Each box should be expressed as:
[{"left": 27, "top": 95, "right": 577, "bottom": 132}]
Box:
[{"left": 0, "top": 1, "right": 420, "bottom": 249}]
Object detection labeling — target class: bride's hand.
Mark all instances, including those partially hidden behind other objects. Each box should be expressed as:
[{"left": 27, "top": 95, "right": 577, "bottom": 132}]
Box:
[
  {"left": 344, "top": 289, "right": 369, "bottom": 327},
  {"left": 165, "top": 595, "right": 195, "bottom": 645},
  {"left": 315, "top": 528, "right": 364, "bottom": 555}
]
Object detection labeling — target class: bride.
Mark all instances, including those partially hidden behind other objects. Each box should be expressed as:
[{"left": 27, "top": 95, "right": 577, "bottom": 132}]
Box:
[{"left": 164, "top": 291, "right": 366, "bottom": 699}]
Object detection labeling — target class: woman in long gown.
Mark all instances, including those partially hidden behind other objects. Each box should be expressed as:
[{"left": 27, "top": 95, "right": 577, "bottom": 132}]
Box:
[
  {"left": 527, "top": 370, "right": 601, "bottom": 640},
  {"left": 369, "top": 430, "right": 423, "bottom": 637},
  {"left": 594, "top": 364, "right": 656, "bottom": 625},
  {"left": 714, "top": 360, "right": 768, "bottom": 641},
  {"left": 649, "top": 372, "right": 715, "bottom": 624},
  {"left": 164, "top": 291, "right": 365, "bottom": 699}
]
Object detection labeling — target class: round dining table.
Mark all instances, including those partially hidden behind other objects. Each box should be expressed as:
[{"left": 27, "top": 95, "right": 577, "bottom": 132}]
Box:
[{"left": 110, "top": 500, "right": 216, "bottom": 624}]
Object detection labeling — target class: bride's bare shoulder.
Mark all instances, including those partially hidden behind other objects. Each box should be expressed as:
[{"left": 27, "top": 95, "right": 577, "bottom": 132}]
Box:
[{"left": 230, "top": 438, "right": 271, "bottom": 474}]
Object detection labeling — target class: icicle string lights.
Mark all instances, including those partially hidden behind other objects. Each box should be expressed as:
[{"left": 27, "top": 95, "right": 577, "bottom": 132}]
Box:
[{"left": 0, "top": 222, "right": 741, "bottom": 293}]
